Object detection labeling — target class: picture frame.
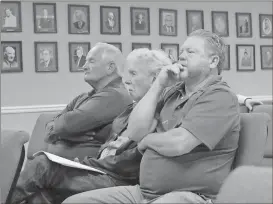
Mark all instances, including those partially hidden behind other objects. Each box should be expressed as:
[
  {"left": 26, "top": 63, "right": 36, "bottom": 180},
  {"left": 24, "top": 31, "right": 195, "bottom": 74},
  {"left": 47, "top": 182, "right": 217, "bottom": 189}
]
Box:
[
  {"left": 222, "top": 45, "right": 230, "bottom": 71},
  {"left": 235, "top": 12, "right": 252, "bottom": 38},
  {"left": 100, "top": 6, "right": 121, "bottom": 35},
  {"left": 236, "top": 44, "right": 255, "bottom": 72},
  {"left": 161, "top": 43, "right": 179, "bottom": 62},
  {"left": 68, "top": 4, "right": 90, "bottom": 34},
  {"left": 33, "top": 3, "right": 57, "bottom": 33},
  {"left": 186, "top": 10, "right": 204, "bottom": 36},
  {"left": 107, "top": 42, "right": 122, "bottom": 52},
  {"left": 259, "top": 14, "right": 273, "bottom": 38},
  {"left": 1, "top": 1, "right": 22, "bottom": 32},
  {"left": 132, "top": 43, "right": 152, "bottom": 50},
  {"left": 130, "top": 7, "right": 150, "bottom": 35},
  {"left": 260, "top": 45, "right": 273, "bottom": 70},
  {"left": 1, "top": 41, "right": 23, "bottom": 73},
  {"left": 211, "top": 11, "right": 229, "bottom": 37},
  {"left": 34, "top": 42, "right": 58, "bottom": 72},
  {"left": 69, "top": 42, "right": 90, "bottom": 72},
  {"left": 159, "top": 9, "right": 177, "bottom": 36}
]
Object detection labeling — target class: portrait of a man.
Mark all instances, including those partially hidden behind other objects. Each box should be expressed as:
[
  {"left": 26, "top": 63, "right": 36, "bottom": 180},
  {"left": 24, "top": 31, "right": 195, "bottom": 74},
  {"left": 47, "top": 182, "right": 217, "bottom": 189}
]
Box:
[
  {"left": 68, "top": 5, "right": 90, "bottom": 34},
  {"left": 1, "top": 41, "right": 22, "bottom": 73},
  {"left": 237, "top": 45, "right": 255, "bottom": 71},
  {"left": 1, "top": 2, "right": 21, "bottom": 32},
  {"left": 236, "top": 13, "right": 252, "bottom": 37},
  {"left": 3, "top": 46, "right": 18, "bottom": 68},
  {"left": 33, "top": 3, "right": 57, "bottom": 33},
  {"left": 186, "top": 10, "right": 204, "bottom": 35},
  {"left": 69, "top": 42, "right": 90, "bottom": 72},
  {"left": 161, "top": 43, "right": 179, "bottom": 62},
  {"left": 35, "top": 42, "right": 58, "bottom": 72},
  {"left": 100, "top": 6, "right": 121, "bottom": 34},
  {"left": 135, "top": 13, "right": 146, "bottom": 30},
  {"left": 260, "top": 14, "right": 273, "bottom": 38},
  {"left": 212, "top": 11, "right": 229, "bottom": 37},
  {"left": 159, "top": 9, "right": 177, "bottom": 36},
  {"left": 131, "top": 7, "right": 150, "bottom": 35},
  {"left": 261, "top": 46, "right": 273, "bottom": 69}
]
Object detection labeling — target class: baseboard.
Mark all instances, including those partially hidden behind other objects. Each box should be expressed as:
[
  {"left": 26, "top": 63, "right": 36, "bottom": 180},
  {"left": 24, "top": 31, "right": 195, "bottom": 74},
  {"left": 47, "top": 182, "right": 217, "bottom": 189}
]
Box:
[
  {"left": 1, "top": 95, "right": 272, "bottom": 115},
  {"left": 1, "top": 104, "right": 66, "bottom": 115}
]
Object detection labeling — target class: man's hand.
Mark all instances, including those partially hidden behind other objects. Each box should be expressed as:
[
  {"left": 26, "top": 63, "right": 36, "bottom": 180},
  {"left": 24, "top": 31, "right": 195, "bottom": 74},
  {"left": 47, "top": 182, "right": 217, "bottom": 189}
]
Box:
[
  {"left": 74, "top": 157, "right": 80, "bottom": 163},
  {"left": 156, "top": 63, "right": 187, "bottom": 88},
  {"left": 245, "top": 98, "right": 263, "bottom": 111},
  {"left": 45, "top": 121, "right": 58, "bottom": 143}
]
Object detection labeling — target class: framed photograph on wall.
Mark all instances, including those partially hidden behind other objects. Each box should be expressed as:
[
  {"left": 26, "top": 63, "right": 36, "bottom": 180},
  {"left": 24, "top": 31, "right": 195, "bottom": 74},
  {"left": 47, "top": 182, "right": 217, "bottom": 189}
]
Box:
[
  {"left": 100, "top": 6, "right": 121, "bottom": 35},
  {"left": 236, "top": 44, "right": 255, "bottom": 72},
  {"left": 68, "top": 4, "right": 90, "bottom": 34},
  {"left": 1, "top": 41, "right": 23, "bottom": 73},
  {"left": 1, "top": 1, "right": 22, "bottom": 32},
  {"left": 260, "top": 45, "right": 273, "bottom": 69},
  {"left": 159, "top": 9, "right": 177, "bottom": 36},
  {"left": 132, "top": 43, "right": 151, "bottom": 50},
  {"left": 33, "top": 3, "right": 57, "bottom": 33},
  {"left": 107, "top": 42, "right": 122, "bottom": 51},
  {"left": 259, "top": 14, "right": 273, "bottom": 38},
  {"left": 35, "top": 42, "right": 58, "bottom": 72},
  {"left": 235, "top": 12, "right": 252, "bottom": 38},
  {"left": 161, "top": 43, "right": 179, "bottom": 62},
  {"left": 211, "top": 11, "right": 229, "bottom": 37},
  {"left": 222, "top": 45, "right": 230, "bottom": 71},
  {"left": 69, "top": 42, "right": 90, "bottom": 72},
  {"left": 130, "top": 7, "right": 150, "bottom": 35},
  {"left": 186, "top": 10, "right": 204, "bottom": 35}
]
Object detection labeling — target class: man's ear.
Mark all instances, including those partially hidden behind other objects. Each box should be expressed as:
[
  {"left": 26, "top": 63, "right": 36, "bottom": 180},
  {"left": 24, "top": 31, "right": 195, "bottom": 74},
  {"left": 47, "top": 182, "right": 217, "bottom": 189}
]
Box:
[
  {"left": 209, "top": 55, "right": 220, "bottom": 69},
  {"left": 107, "top": 61, "right": 116, "bottom": 74}
]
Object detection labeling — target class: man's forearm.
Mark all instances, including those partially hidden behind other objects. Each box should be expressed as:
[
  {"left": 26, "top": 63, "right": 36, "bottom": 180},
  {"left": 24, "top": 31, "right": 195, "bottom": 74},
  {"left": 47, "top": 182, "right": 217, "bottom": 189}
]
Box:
[{"left": 127, "top": 80, "right": 165, "bottom": 142}]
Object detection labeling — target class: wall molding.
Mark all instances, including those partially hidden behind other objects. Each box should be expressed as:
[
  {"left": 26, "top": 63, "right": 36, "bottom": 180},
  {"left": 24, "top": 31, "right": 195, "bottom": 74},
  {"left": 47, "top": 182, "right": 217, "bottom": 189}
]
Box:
[
  {"left": 1, "top": 95, "right": 272, "bottom": 115},
  {"left": 1, "top": 104, "right": 66, "bottom": 115}
]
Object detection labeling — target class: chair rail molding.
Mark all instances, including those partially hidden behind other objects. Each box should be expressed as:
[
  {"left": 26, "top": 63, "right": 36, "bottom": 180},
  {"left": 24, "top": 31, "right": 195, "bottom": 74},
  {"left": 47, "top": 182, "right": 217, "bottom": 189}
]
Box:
[{"left": 1, "top": 104, "right": 66, "bottom": 114}]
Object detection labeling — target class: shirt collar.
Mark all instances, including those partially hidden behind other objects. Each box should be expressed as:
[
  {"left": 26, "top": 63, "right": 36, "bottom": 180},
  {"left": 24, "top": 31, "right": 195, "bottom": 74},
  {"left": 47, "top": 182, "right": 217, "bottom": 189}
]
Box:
[{"left": 88, "top": 77, "right": 122, "bottom": 96}]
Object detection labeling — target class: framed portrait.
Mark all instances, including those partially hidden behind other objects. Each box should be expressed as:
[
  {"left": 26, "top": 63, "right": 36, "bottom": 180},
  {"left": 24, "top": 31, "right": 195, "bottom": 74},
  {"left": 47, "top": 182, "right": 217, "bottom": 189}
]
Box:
[
  {"left": 69, "top": 42, "right": 90, "bottom": 72},
  {"left": 161, "top": 43, "right": 179, "bottom": 62},
  {"left": 130, "top": 7, "right": 150, "bottom": 35},
  {"left": 235, "top": 13, "right": 252, "bottom": 38},
  {"left": 236, "top": 44, "right": 255, "bottom": 72},
  {"left": 211, "top": 11, "right": 229, "bottom": 37},
  {"left": 159, "top": 9, "right": 177, "bottom": 36},
  {"left": 35, "top": 42, "right": 58, "bottom": 72},
  {"left": 107, "top": 42, "right": 122, "bottom": 52},
  {"left": 132, "top": 43, "right": 151, "bottom": 50},
  {"left": 33, "top": 3, "right": 57, "bottom": 33},
  {"left": 260, "top": 45, "right": 273, "bottom": 70},
  {"left": 259, "top": 14, "right": 273, "bottom": 38},
  {"left": 222, "top": 45, "right": 230, "bottom": 71},
  {"left": 100, "top": 6, "right": 121, "bottom": 35},
  {"left": 1, "top": 41, "right": 23, "bottom": 73},
  {"left": 186, "top": 10, "right": 204, "bottom": 35},
  {"left": 1, "top": 1, "right": 22, "bottom": 32},
  {"left": 68, "top": 5, "right": 90, "bottom": 34}
]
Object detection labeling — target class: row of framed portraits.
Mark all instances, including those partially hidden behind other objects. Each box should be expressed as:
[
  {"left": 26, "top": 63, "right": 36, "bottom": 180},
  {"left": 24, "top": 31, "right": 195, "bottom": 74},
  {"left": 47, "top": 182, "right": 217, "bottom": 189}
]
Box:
[
  {"left": 1, "top": 41, "right": 272, "bottom": 74},
  {"left": 1, "top": 1, "right": 273, "bottom": 38}
]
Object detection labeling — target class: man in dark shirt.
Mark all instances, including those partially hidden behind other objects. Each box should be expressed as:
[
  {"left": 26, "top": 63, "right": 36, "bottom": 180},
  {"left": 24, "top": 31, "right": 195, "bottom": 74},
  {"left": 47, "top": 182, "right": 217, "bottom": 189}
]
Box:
[
  {"left": 62, "top": 30, "right": 241, "bottom": 204},
  {"left": 44, "top": 43, "right": 132, "bottom": 159}
]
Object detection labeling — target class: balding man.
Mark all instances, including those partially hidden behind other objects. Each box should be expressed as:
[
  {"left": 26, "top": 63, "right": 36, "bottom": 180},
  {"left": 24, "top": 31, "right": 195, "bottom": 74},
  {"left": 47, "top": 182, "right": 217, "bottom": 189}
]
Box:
[
  {"left": 3, "top": 46, "right": 18, "bottom": 68},
  {"left": 43, "top": 43, "right": 132, "bottom": 158}
]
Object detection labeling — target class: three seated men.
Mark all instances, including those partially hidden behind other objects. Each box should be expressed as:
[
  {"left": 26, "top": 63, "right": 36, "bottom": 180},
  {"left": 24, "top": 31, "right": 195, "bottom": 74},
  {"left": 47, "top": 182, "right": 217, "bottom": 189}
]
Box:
[{"left": 12, "top": 31, "right": 262, "bottom": 204}]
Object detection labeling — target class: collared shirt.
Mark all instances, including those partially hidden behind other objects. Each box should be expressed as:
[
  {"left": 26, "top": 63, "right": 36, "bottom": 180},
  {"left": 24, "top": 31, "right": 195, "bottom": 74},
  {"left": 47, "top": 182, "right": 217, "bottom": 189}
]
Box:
[
  {"left": 140, "top": 76, "right": 241, "bottom": 201},
  {"left": 46, "top": 77, "right": 132, "bottom": 144}
]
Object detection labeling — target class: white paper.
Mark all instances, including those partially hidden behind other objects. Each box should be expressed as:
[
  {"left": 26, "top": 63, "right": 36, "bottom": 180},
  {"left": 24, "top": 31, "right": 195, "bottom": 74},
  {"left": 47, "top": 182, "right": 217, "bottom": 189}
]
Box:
[{"left": 33, "top": 151, "right": 106, "bottom": 174}]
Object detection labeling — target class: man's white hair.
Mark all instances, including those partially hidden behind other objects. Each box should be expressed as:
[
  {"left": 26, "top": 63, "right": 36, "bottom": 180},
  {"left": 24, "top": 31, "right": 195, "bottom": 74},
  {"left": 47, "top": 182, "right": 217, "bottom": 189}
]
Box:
[
  {"left": 94, "top": 42, "right": 125, "bottom": 75},
  {"left": 126, "top": 48, "right": 172, "bottom": 76}
]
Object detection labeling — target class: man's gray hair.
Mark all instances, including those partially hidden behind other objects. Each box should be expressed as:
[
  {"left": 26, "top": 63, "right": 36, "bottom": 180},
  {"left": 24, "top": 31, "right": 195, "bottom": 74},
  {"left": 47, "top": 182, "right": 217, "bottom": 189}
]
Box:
[
  {"left": 95, "top": 42, "right": 125, "bottom": 75},
  {"left": 126, "top": 48, "right": 172, "bottom": 76},
  {"left": 189, "top": 29, "right": 226, "bottom": 75}
]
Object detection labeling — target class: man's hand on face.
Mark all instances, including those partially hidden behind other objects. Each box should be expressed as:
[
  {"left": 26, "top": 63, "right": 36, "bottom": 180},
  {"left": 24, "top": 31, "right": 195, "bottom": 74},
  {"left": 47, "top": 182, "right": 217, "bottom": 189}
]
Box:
[{"left": 156, "top": 63, "right": 187, "bottom": 88}]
